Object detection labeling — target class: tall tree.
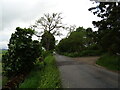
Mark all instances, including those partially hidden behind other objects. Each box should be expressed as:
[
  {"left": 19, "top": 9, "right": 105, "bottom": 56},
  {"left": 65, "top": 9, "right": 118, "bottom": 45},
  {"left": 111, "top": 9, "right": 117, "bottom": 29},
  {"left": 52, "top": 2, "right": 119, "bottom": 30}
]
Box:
[
  {"left": 31, "top": 13, "right": 65, "bottom": 37},
  {"left": 41, "top": 31, "right": 55, "bottom": 51},
  {"left": 57, "top": 27, "right": 87, "bottom": 53},
  {"left": 31, "top": 13, "right": 66, "bottom": 51},
  {"left": 89, "top": 2, "right": 120, "bottom": 54}
]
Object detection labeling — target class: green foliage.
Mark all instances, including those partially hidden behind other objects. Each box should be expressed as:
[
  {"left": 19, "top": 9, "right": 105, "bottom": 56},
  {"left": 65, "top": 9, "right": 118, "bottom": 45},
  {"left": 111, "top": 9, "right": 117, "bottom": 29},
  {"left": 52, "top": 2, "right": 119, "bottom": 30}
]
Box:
[
  {"left": 19, "top": 55, "right": 61, "bottom": 88},
  {"left": 2, "top": 76, "right": 8, "bottom": 86},
  {"left": 96, "top": 54, "right": 120, "bottom": 71},
  {"left": 86, "top": 44, "right": 99, "bottom": 50},
  {"left": 89, "top": 2, "right": 120, "bottom": 54},
  {"left": 79, "top": 50, "right": 102, "bottom": 56},
  {"left": 0, "top": 50, "right": 7, "bottom": 59},
  {"left": 19, "top": 61, "right": 44, "bottom": 88},
  {"left": 62, "top": 50, "right": 102, "bottom": 57},
  {"left": 56, "top": 26, "right": 100, "bottom": 56},
  {"left": 2, "top": 27, "right": 42, "bottom": 77},
  {"left": 41, "top": 31, "right": 55, "bottom": 51},
  {"left": 38, "top": 55, "right": 61, "bottom": 88},
  {"left": 41, "top": 50, "right": 51, "bottom": 59},
  {"left": 57, "top": 27, "right": 86, "bottom": 53}
]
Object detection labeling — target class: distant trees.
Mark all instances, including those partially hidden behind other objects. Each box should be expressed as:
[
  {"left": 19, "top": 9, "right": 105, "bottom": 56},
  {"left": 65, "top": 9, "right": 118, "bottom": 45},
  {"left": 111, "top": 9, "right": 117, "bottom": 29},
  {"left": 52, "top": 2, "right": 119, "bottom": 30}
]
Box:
[
  {"left": 89, "top": 2, "right": 120, "bottom": 54},
  {"left": 57, "top": 2, "right": 120, "bottom": 56},
  {"left": 56, "top": 27, "right": 98, "bottom": 54},
  {"left": 2, "top": 27, "right": 41, "bottom": 77}
]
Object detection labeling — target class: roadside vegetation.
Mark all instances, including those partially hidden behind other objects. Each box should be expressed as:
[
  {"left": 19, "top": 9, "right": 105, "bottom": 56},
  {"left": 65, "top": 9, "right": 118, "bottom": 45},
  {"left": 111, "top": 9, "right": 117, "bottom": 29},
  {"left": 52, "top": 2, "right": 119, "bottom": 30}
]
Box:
[
  {"left": 2, "top": 27, "right": 42, "bottom": 88},
  {"left": 62, "top": 50, "right": 102, "bottom": 57},
  {"left": 56, "top": 27, "right": 103, "bottom": 57},
  {"left": 2, "top": 13, "right": 63, "bottom": 89},
  {"left": 56, "top": 2, "right": 120, "bottom": 71},
  {"left": 96, "top": 54, "right": 120, "bottom": 71},
  {"left": 19, "top": 54, "right": 61, "bottom": 88},
  {"left": 2, "top": 2, "right": 120, "bottom": 89}
]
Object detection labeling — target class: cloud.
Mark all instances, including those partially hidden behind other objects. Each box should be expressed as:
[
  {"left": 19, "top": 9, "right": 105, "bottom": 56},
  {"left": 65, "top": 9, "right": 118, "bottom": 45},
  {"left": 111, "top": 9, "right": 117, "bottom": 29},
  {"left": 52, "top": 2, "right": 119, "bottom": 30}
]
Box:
[
  {"left": 0, "top": 41, "right": 8, "bottom": 49},
  {"left": 1, "top": 0, "right": 100, "bottom": 49}
]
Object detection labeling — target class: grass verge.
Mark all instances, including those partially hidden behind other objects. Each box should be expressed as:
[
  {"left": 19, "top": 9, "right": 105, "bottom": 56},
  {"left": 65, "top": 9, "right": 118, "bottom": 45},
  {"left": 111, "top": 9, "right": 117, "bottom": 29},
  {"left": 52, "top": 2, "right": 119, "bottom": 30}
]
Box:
[
  {"left": 19, "top": 54, "right": 61, "bottom": 88},
  {"left": 96, "top": 53, "right": 120, "bottom": 71}
]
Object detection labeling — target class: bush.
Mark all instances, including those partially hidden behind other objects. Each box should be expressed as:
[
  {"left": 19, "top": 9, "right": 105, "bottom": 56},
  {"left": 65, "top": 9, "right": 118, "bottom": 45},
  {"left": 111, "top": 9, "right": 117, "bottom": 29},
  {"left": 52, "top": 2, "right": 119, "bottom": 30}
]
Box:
[
  {"left": 19, "top": 55, "right": 61, "bottom": 88},
  {"left": 61, "top": 50, "right": 102, "bottom": 57},
  {"left": 41, "top": 50, "right": 51, "bottom": 59},
  {"left": 86, "top": 44, "right": 99, "bottom": 50},
  {"left": 80, "top": 50, "right": 102, "bottom": 56},
  {"left": 2, "top": 27, "right": 42, "bottom": 77}
]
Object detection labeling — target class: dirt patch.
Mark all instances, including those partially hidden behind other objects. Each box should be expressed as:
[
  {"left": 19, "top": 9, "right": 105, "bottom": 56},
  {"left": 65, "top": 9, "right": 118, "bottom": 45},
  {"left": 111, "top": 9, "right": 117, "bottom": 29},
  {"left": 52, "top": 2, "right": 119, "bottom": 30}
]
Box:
[
  {"left": 73, "top": 56, "right": 120, "bottom": 74},
  {"left": 73, "top": 56, "right": 100, "bottom": 65}
]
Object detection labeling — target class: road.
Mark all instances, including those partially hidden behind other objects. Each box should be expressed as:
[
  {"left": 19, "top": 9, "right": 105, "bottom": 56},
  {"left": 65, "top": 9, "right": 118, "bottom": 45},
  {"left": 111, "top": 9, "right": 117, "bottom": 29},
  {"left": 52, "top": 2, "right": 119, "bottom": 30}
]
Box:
[{"left": 55, "top": 54, "right": 119, "bottom": 88}]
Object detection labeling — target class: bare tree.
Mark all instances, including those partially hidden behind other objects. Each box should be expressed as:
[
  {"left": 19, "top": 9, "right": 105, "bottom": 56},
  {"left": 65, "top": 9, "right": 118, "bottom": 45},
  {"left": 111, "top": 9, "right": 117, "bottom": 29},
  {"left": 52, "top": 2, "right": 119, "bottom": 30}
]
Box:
[
  {"left": 66, "top": 25, "right": 76, "bottom": 37},
  {"left": 30, "top": 13, "right": 66, "bottom": 37}
]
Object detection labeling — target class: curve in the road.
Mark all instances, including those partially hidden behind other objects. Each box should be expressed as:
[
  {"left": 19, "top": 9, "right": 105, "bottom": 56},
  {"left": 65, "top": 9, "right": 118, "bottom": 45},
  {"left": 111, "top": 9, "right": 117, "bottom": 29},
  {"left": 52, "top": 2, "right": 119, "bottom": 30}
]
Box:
[{"left": 55, "top": 54, "right": 119, "bottom": 88}]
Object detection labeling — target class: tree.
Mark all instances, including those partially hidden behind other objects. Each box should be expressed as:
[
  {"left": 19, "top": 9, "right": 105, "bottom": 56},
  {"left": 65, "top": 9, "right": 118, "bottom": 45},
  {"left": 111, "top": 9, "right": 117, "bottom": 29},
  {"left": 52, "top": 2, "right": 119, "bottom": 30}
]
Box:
[
  {"left": 41, "top": 31, "right": 55, "bottom": 51},
  {"left": 56, "top": 26, "right": 100, "bottom": 54},
  {"left": 30, "top": 13, "right": 66, "bottom": 51},
  {"left": 66, "top": 25, "right": 76, "bottom": 37},
  {"left": 2, "top": 27, "right": 42, "bottom": 77},
  {"left": 31, "top": 13, "right": 65, "bottom": 37},
  {"left": 89, "top": 2, "right": 120, "bottom": 54},
  {"left": 57, "top": 27, "right": 87, "bottom": 53}
]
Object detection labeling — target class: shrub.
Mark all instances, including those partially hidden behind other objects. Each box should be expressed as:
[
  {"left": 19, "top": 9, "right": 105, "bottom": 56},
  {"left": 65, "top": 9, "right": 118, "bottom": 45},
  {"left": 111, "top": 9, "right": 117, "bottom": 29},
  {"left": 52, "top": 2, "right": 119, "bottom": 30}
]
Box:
[
  {"left": 80, "top": 50, "right": 102, "bottom": 56},
  {"left": 19, "top": 55, "right": 61, "bottom": 88},
  {"left": 41, "top": 51, "right": 51, "bottom": 59},
  {"left": 2, "top": 27, "right": 42, "bottom": 77},
  {"left": 62, "top": 50, "right": 102, "bottom": 57}
]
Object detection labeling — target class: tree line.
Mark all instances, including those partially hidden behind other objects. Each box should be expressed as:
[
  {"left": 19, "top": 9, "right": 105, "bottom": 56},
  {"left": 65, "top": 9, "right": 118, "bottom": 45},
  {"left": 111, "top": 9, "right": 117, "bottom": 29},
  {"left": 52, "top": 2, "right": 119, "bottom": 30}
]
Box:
[{"left": 56, "top": 2, "right": 120, "bottom": 56}]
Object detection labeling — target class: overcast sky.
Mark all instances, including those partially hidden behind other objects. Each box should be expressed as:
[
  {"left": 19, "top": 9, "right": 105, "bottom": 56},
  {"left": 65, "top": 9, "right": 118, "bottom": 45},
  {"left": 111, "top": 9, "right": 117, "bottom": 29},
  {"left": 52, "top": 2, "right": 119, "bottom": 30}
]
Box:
[{"left": 0, "top": 0, "right": 100, "bottom": 49}]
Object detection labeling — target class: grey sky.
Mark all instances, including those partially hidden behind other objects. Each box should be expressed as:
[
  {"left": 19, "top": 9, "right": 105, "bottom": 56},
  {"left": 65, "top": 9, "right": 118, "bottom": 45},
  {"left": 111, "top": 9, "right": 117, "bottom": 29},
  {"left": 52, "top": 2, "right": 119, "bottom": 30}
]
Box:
[{"left": 0, "top": 0, "right": 100, "bottom": 49}]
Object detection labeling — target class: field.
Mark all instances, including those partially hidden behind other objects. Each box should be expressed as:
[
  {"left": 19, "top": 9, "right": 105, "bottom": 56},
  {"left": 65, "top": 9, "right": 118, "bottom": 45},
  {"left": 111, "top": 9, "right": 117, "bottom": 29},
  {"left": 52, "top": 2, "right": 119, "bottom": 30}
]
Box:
[
  {"left": 0, "top": 49, "right": 8, "bottom": 86},
  {"left": 0, "top": 49, "right": 8, "bottom": 73}
]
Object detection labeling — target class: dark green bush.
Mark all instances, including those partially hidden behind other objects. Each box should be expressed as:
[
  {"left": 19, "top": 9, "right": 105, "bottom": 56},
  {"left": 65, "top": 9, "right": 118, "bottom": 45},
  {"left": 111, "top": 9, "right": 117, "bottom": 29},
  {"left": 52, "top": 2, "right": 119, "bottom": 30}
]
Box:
[
  {"left": 41, "top": 50, "right": 51, "bottom": 59},
  {"left": 2, "top": 27, "right": 42, "bottom": 77},
  {"left": 80, "top": 50, "right": 102, "bottom": 56},
  {"left": 86, "top": 44, "right": 99, "bottom": 50},
  {"left": 61, "top": 50, "right": 102, "bottom": 57}
]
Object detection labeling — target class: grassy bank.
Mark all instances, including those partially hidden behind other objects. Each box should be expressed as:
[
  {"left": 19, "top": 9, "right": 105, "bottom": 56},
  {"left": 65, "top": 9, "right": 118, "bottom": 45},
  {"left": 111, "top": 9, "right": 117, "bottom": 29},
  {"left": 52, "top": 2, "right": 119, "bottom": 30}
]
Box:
[
  {"left": 96, "top": 54, "right": 120, "bottom": 71},
  {"left": 19, "top": 55, "right": 61, "bottom": 88}
]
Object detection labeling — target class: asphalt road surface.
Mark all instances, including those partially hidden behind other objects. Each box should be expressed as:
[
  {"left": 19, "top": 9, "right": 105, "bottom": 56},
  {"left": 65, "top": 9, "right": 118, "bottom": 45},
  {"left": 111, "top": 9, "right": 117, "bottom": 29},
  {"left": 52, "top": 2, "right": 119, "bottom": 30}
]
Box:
[{"left": 55, "top": 54, "right": 119, "bottom": 88}]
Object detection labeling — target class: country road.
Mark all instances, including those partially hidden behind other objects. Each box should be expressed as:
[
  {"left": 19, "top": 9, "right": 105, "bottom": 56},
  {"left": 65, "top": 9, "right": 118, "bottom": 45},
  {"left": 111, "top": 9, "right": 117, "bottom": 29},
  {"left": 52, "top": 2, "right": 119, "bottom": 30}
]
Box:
[{"left": 55, "top": 54, "right": 119, "bottom": 88}]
